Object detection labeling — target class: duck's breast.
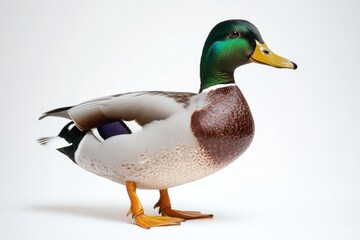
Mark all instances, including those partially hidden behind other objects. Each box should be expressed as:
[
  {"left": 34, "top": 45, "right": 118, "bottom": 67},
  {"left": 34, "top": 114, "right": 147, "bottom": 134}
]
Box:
[{"left": 191, "top": 85, "right": 255, "bottom": 169}]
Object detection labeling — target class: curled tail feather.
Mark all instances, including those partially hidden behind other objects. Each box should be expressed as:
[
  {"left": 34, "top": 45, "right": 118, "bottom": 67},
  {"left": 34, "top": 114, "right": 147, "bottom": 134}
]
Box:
[{"left": 38, "top": 106, "right": 72, "bottom": 120}]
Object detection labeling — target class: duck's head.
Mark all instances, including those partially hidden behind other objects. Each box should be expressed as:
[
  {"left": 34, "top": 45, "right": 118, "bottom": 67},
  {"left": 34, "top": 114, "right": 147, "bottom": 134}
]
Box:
[{"left": 200, "top": 19, "right": 297, "bottom": 91}]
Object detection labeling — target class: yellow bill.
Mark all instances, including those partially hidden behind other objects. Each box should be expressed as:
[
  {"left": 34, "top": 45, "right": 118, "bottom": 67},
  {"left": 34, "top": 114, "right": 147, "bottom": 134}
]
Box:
[{"left": 250, "top": 40, "right": 297, "bottom": 69}]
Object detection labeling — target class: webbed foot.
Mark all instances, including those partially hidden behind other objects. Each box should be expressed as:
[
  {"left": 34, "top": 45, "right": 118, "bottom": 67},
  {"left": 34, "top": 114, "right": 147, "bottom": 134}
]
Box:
[
  {"left": 154, "top": 189, "right": 213, "bottom": 220},
  {"left": 126, "top": 181, "right": 184, "bottom": 229}
]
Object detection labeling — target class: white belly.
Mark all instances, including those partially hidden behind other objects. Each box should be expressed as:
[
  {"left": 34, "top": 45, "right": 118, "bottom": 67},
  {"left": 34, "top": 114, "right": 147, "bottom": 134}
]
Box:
[{"left": 75, "top": 111, "right": 220, "bottom": 189}]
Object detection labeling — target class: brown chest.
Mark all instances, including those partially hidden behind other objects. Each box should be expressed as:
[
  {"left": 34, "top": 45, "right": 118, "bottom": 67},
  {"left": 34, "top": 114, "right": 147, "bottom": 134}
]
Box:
[{"left": 191, "top": 86, "right": 255, "bottom": 166}]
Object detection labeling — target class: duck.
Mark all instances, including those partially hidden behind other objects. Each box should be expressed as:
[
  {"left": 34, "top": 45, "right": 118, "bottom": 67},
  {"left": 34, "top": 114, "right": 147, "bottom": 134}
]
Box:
[{"left": 38, "top": 19, "right": 297, "bottom": 229}]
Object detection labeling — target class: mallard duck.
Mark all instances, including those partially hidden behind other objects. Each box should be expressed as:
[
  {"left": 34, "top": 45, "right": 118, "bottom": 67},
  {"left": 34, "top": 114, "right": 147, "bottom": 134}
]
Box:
[{"left": 38, "top": 19, "right": 297, "bottom": 229}]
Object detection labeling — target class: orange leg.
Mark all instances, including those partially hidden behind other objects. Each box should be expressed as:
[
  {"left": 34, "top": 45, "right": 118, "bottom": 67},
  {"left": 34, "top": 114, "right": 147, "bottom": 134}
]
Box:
[
  {"left": 126, "top": 181, "right": 184, "bottom": 229},
  {"left": 154, "top": 189, "right": 213, "bottom": 219}
]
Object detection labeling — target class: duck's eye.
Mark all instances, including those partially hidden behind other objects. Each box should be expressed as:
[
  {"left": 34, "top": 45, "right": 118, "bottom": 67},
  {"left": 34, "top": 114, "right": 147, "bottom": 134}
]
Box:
[{"left": 229, "top": 30, "right": 241, "bottom": 38}]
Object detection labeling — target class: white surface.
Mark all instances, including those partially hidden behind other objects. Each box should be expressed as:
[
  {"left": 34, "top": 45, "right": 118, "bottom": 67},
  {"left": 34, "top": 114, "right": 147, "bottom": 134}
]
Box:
[{"left": 1, "top": 0, "right": 360, "bottom": 239}]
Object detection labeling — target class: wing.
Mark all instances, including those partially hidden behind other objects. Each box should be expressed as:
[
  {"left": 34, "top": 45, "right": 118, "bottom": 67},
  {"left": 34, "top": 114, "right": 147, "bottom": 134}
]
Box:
[{"left": 40, "top": 91, "right": 196, "bottom": 130}]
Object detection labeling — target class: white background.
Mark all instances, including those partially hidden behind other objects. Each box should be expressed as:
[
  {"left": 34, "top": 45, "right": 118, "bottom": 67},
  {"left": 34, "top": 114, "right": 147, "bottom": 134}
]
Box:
[{"left": 1, "top": 0, "right": 360, "bottom": 239}]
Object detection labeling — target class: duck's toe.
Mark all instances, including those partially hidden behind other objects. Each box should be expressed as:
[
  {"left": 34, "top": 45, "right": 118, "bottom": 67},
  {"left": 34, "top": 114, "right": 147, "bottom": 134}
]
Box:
[
  {"left": 153, "top": 189, "right": 213, "bottom": 220},
  {"left": 159, "top": 208, "right": 213, "bottom": 220},
  {"left": 134, "top": 214, "right": 184, "bottom": 229}
]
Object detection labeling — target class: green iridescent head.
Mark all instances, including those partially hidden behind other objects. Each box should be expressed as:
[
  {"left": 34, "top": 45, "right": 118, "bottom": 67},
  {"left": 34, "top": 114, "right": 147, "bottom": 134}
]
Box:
[{"left": 200, "top": 20, "right": 297, "bottom": 91}]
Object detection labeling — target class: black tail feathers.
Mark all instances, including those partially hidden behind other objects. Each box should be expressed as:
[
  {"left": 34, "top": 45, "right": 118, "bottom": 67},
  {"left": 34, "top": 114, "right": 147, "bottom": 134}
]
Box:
[
  {"left": 38, "top": 120, "right": 132, "bottom": 164},
  {"left": 38, "top": 122, "right": 87, "bottom": 164}
]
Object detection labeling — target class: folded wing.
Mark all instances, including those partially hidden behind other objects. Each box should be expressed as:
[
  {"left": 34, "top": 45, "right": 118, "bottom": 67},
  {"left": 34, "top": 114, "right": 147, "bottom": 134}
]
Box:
[{"left": 40, "top": 91, "right": 196, "bottom": 130}]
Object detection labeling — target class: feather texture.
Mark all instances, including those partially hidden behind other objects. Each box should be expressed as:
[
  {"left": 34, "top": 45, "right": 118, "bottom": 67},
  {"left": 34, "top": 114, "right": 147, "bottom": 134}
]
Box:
[
  {"left": 39, "top": 92, "right": 196, "bottom": 130},
  {"left": 69, "top": 91, "right": 195, "bottom": 130},
  {"left": 37, "top": 136, "right": 72, "bottom": 148}
]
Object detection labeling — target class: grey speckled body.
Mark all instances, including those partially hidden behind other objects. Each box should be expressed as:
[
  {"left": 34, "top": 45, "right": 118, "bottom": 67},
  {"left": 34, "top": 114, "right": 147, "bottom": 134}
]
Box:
[{"left": 73, "top": 85, "right": 254, "bottom": 189}]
